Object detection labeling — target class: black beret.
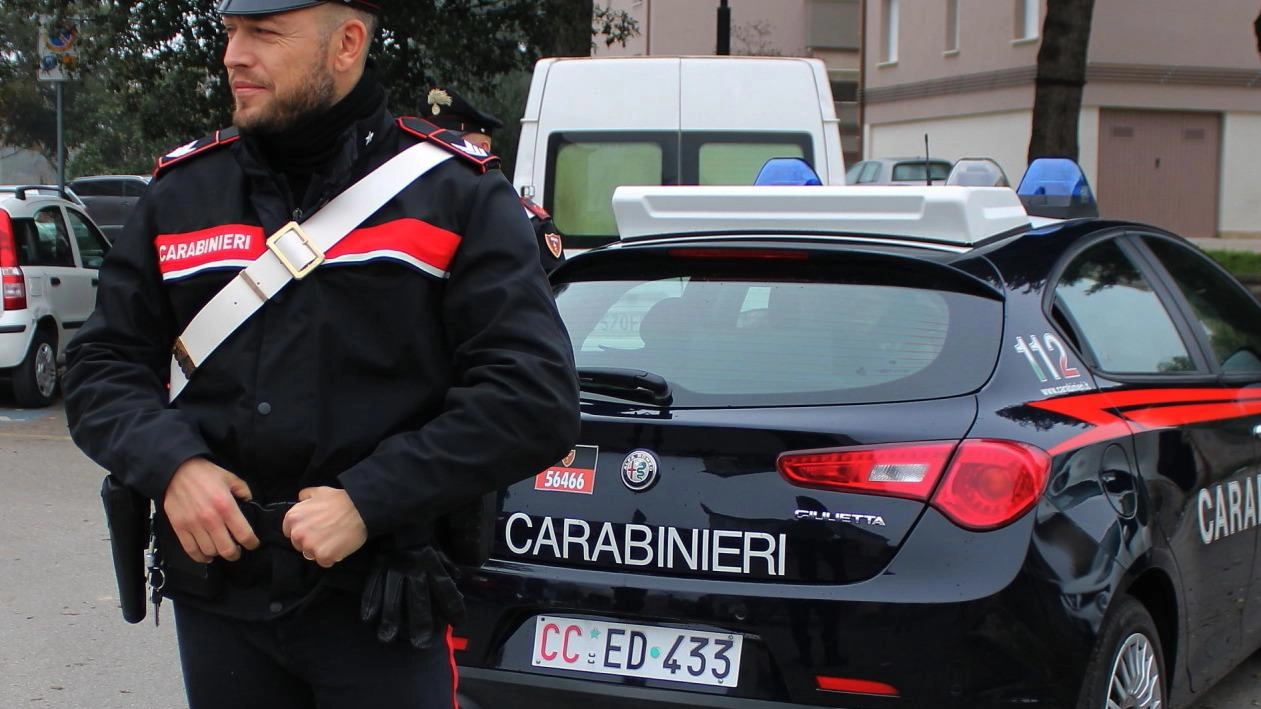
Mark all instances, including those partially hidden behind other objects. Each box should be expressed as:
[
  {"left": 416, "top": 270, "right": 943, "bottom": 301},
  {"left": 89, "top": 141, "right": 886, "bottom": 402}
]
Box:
[
  {"left": 425, "top": 87, "right": 503, "bottom": 136},
  {"left": 217, "top": 0, "right": 381, "bottom": 15}
]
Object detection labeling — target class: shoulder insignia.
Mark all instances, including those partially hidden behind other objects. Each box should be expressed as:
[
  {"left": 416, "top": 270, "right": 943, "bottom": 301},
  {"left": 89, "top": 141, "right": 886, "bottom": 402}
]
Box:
[
  {"left": 397, "top": 116, "right": 500, "bottom": 173},
  {"left": 520, "top": 196, "right": 550, "bottom": 220},
  {"left": 153, "top": 127, "right": 240, "bottom": 177},
  {"left": 544, "top": 232, "right": 563, "bottom": 259}
]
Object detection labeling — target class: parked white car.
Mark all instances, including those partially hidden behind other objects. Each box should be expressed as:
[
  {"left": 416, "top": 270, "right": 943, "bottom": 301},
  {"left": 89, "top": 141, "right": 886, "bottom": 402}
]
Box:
[{"left": 0, "top": 185, "right": 111, "bottom": 407}]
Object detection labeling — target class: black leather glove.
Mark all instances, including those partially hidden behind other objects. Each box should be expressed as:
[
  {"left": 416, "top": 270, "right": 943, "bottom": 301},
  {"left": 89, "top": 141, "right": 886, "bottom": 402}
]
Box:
[{"left": 360, "top": 546, "right": 466, "bottom": 650}]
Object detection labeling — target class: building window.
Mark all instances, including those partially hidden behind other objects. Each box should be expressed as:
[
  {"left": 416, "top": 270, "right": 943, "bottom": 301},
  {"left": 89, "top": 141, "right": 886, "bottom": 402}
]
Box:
[
  {"left": 1014, "top": 0, "right": 1039, "bottom": 40},
  {"left": 808, "top": 0, "right": 861, "bottom": 50},
  {"left": 945, "top": 0, "right": 959, "bottom": 52},
  {"left": 881, "top": 0, "right": 899, "bottom": 63}
]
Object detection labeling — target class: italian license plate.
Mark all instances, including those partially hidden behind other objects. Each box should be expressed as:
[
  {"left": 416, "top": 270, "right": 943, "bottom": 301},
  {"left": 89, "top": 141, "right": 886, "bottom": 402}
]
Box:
[{"left": 531, "top": 616, "right": 742, "bottom": 687}]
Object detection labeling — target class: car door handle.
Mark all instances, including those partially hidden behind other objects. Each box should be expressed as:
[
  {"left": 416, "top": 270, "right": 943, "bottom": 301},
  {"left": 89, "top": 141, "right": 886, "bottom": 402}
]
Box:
[
  {"left": 91, "top": 278, "right": 99, "bottom": 286},
  {"left": 49, "top": 277, "right": 61, "bottom": 286}
]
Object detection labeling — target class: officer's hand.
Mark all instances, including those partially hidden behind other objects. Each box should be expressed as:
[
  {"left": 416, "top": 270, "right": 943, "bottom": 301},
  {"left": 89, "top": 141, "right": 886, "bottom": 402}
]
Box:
[
  {"left": 282, "top": 486, "right": 368, "bottom": 568},
  {"left": 163, "top": 457, "right": 259, "bottom": 563}
]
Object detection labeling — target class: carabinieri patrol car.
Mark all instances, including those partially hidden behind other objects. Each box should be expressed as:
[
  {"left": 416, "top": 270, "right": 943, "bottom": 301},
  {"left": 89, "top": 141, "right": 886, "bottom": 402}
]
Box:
[{"left": 450, "top": 160, "right": 1261, "bottom": 709}]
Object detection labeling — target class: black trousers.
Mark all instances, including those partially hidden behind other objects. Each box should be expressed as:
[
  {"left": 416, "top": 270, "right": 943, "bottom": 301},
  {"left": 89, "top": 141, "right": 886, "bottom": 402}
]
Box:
[{"left": 173, "top": 590, "right": 457, "bottom": 709}]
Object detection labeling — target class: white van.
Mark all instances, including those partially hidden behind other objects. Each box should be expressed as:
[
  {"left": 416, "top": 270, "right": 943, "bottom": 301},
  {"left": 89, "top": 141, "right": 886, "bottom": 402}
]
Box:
[{"left": 512, "top": 55, "right": 845, "bottom": 250}]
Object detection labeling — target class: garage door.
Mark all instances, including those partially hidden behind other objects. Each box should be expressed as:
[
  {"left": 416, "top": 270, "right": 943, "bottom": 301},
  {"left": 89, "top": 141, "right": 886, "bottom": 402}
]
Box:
[{"left": 1097, "top": 109, "right": 1220, "bottom": 239}]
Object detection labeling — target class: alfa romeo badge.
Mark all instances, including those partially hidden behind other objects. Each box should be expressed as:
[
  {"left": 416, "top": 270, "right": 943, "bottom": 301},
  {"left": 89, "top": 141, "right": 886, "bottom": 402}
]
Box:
[{"left": 620, "top": 449, "right": 659, "bottom": 491}]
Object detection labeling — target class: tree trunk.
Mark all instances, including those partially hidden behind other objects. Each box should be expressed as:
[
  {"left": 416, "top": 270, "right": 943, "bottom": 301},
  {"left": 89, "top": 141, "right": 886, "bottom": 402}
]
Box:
[
  {"left": 1254, "top": 6, "right": 1261, "bottom": 55},
  {"left": 1027, "top": 0, "right": 1097, "bottom": 163}
]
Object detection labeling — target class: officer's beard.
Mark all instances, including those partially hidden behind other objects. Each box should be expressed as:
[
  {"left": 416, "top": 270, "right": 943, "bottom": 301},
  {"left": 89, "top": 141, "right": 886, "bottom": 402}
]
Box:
[{"left": 233, "top": 60, "right": 337, "bottom": 137}]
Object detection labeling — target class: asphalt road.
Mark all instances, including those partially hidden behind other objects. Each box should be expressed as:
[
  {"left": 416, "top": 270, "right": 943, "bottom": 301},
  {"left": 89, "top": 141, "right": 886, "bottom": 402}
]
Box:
[
  {"left": 2, "top": 400, "right": 1259, "bottom": 709},
  {"left": 0, "top": 401, "right": 183, "bottom": 708}
]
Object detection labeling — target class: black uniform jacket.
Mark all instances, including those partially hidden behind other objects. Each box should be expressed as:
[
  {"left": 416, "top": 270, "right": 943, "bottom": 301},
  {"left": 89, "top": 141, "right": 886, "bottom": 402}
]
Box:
[{"left": 64, "top": 103, "right": 580, "bottom": 610}]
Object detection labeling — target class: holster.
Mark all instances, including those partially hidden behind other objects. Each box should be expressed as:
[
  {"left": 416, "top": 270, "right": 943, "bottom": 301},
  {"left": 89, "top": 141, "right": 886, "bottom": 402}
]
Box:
[
  {"left": 99, "top": 475, "right": 150, "bottom": 624},
  {"left": 436, "top": 492, "right": 497, "bottom": 567}
]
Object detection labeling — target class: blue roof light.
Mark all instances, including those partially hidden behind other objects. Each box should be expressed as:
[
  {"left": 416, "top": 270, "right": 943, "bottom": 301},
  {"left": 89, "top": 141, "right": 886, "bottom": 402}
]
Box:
[
  {"left": 1016, "top": 158, "right": 1099, "bottom": 219},
  {"left": 754, "top": 157, "right": 822, "bottom": 186}
]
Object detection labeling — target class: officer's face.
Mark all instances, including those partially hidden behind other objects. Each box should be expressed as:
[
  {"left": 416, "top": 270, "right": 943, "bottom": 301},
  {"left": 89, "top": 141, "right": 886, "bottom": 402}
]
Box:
[
  {"left": 221, "top": 8, "right": 338, "bottom": 134},
  {"left": 463, "top": 132, "right": 492, "bottom": 152}
]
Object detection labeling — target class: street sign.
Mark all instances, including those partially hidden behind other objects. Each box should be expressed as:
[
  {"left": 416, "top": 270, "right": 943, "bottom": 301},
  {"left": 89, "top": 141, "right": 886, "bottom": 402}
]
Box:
[{"left": 37, "top": 17, "right": 79, "bottom": 82}]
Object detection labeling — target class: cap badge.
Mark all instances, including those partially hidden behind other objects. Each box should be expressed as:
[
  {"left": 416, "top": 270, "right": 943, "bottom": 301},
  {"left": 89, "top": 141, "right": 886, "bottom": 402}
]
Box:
[
  {"left": 620, "top": 449, "right": 659, "bottom": 492},
  {"left": 427, "top": 88, "right": 453, "bottom": 116}
]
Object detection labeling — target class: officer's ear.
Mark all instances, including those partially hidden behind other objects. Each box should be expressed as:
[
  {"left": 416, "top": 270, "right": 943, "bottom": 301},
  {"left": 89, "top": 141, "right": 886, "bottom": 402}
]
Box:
[{"left": 329, "top": 14, "right": 370, "bottom": 72}]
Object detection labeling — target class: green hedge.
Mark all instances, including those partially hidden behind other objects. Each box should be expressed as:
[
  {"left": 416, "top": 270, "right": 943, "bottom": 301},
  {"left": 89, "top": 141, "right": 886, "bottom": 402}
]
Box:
[{"left": 1204, "top": 250, "right": 1261, "bottom": 281}]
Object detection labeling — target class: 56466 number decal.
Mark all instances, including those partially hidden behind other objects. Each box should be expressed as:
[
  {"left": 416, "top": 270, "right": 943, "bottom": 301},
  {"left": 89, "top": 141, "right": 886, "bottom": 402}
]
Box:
[{"left": 535, "top": 445, "right": 599, "bottom": 494}]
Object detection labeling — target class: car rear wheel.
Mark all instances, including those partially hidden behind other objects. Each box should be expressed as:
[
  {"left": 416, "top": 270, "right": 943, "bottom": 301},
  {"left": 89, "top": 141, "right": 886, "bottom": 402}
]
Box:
[
  {"left": 12, "top": 329, "right": 57, "bottom": 408},
  {"left": 1076, "top": 596, "right": 1164, "bottom": 709}
]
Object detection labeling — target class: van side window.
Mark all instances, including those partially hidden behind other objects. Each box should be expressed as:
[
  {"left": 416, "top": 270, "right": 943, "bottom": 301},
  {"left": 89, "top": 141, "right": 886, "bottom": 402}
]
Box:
[
  {"left": 546, "top": 131, "right": 814, "bottom": 247},
  {"left": 682, "top": 132, "right": 813, "bottom": 185},
  {"left": 697, "top": 142, "right": 806, "bottom": 185},
  {"left": 550, "top": 134, "right": 668, "bottom": 240}
]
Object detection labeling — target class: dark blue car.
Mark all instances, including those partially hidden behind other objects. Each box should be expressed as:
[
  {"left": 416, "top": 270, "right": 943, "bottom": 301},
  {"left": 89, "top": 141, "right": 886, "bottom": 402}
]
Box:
[{"left": 451, "top": 165, "right": 1261, "bottom": 709}]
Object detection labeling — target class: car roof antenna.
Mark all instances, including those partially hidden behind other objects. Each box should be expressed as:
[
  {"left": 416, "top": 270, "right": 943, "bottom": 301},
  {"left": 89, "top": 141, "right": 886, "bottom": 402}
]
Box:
[{"left": 924, "top": 134, "right": 933, "bottom": 186}]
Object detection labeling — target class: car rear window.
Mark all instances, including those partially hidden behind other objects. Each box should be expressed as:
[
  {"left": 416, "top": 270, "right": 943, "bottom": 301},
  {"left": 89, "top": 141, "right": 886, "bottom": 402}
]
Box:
[
  {"left": 555, "top": 255, "right": 1003, "bottom": 406},
  {"left": 891, "top": 161, "right": 951, "bottom": 182}
]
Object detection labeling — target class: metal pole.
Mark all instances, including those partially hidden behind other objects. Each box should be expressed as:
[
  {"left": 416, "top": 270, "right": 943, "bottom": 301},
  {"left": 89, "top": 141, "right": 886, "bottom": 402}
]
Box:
[
  {"left": 716, "top": 0, "right": 730, "bottom": 55},
  {"left": 56, "top": 81, "right": 65, "bottom": 190}
]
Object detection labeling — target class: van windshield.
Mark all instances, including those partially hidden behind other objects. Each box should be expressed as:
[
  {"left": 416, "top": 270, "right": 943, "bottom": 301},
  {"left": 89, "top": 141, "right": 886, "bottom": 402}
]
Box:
[{"left": 546, "top": 131, "right": 812, "bottom": 249}]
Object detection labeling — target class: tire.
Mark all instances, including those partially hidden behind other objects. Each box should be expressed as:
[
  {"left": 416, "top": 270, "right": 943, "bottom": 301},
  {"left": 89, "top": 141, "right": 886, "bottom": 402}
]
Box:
[
  {"left": 1076, "top": 596, "right": 1165, "bottom": 709},
  {"left": 12, "top": 329, "right": 57, "bottom": 408}
]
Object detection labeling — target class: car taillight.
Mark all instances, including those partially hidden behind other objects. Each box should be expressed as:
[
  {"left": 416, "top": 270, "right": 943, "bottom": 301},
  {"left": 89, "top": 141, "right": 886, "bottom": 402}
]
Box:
[
  {"left": 778, "top": 442, "right": 955, "bottom": 501},
  {"left": 931, "top": 440, "right": 1050, "bottom": 530},
  {"left": 0, "top": 211, "right": 26, "bottom": 310},
  {"left": 777, "top": 439, "right": 1050, "bottom": 531}
]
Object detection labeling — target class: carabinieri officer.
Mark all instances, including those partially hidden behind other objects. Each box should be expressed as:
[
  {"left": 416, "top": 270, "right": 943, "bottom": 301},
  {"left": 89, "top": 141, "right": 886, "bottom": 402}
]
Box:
[{"left": 62, "top": 1, "right": 579, "bottom": 707}]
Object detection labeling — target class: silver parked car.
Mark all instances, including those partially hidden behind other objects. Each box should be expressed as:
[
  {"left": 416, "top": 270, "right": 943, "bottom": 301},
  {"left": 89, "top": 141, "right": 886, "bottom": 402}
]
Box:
[
  {"left": 845, "top": 157, "right": 952, "bottom": 185},
  {"left": 67, "top": 174, "right": 150, "bottom": 239}
]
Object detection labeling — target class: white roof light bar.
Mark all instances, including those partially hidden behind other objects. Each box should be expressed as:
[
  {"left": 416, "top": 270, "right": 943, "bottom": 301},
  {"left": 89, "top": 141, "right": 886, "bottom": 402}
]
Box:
[{"left": 612, "top": 185, "right": 1032, "bottom": 247}]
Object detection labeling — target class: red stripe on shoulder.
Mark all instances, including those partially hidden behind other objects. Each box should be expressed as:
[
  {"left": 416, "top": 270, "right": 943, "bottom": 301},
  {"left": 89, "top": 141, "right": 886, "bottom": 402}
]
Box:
[
  {"left": 396, "top": 117, "right": 500, "bottom": 173},
  {"left": 153, "top": 128, "right": 240, "bottom": 177},
  {"left": 326, "top": 218, "right": 461, "bottom": 274},
  {"left": 520, "top": 197, "right": 550, "bottom": 220}
]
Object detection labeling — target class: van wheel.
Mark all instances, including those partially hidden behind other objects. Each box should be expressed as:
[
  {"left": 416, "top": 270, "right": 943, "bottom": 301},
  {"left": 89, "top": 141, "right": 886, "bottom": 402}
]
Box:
[
  {"left": 12, "top": 329, "right": 57, "bottom": 408},
  {"left": 1076, "top": 596, "right": 1164, "bottom": 709}
]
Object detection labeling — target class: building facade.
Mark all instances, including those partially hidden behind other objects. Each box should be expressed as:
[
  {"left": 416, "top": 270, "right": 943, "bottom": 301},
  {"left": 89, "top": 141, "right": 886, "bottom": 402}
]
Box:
[
  {"left": 864, "top": 0, "right": 1261, "bottom": 239},
  {"left": 591, "top": 1, "right": 1260, "bottom": 239}
]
